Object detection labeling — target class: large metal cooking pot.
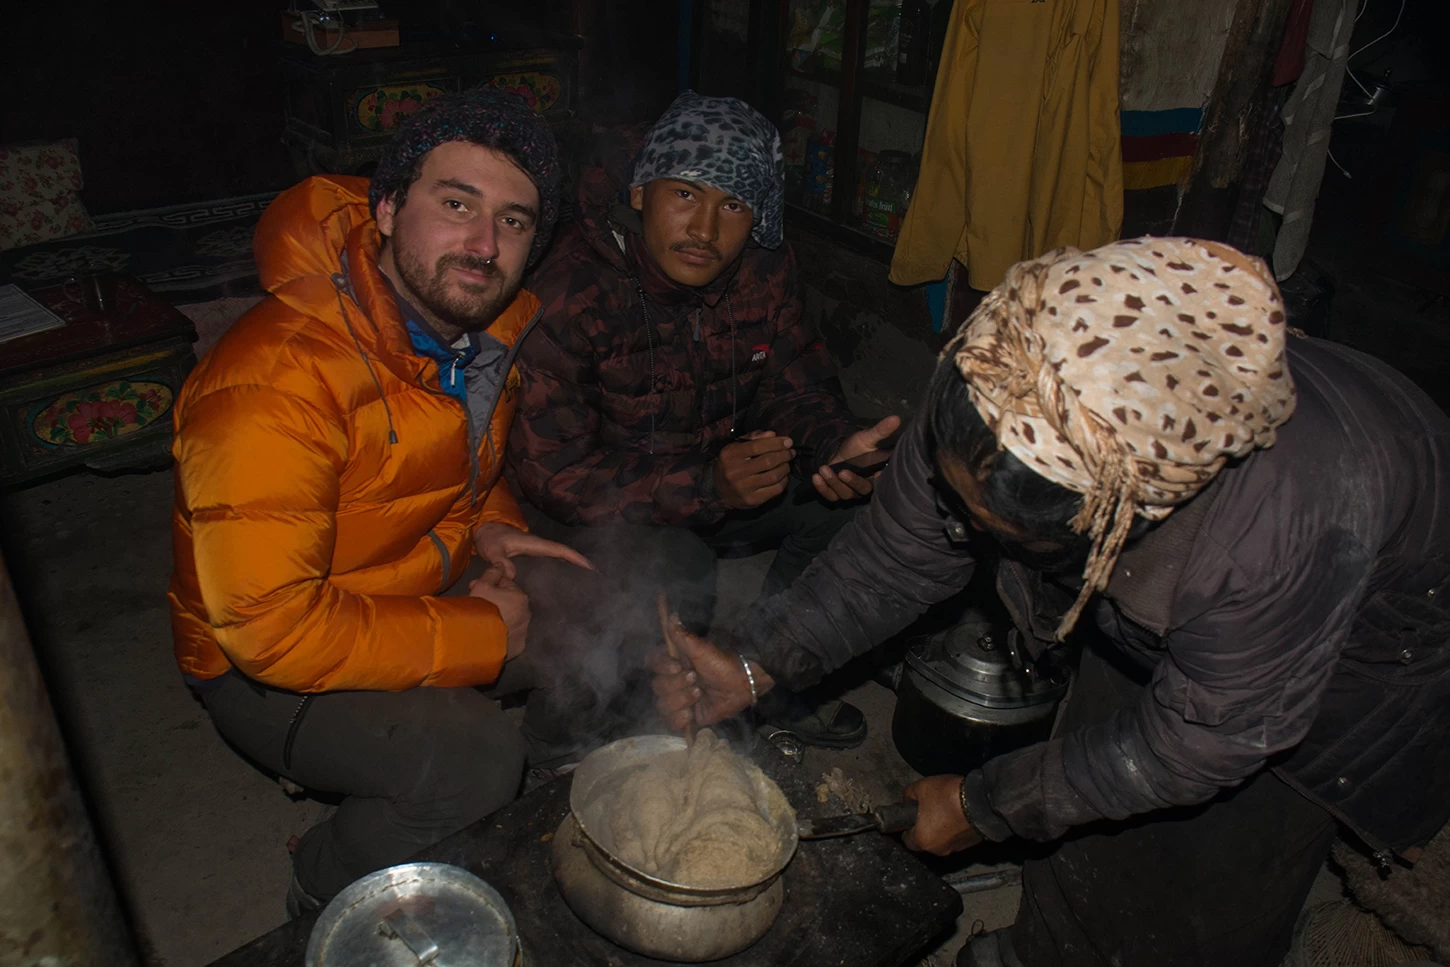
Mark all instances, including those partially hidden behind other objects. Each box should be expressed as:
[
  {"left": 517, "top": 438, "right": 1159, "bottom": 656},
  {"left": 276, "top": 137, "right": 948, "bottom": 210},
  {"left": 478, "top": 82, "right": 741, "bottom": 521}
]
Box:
[
  {"left": 892, "top": 610, "right": 1069, "bottom": 778},
  {"left": 550, "top": 734, "right": 797, "bottom": 962}
]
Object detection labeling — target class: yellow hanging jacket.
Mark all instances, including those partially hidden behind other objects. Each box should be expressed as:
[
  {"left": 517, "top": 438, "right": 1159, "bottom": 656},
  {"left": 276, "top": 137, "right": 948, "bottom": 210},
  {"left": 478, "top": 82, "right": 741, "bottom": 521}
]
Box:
[{"left": 890, "top": 0, "right": 1123, "bottom": 291}]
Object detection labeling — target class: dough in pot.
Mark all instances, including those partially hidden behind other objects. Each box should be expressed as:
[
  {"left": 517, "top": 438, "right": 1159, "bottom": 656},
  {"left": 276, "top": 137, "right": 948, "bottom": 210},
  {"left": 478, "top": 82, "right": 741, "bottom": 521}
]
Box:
[{"left": 607, "top": 730, "right": 784, "bottom": 889}]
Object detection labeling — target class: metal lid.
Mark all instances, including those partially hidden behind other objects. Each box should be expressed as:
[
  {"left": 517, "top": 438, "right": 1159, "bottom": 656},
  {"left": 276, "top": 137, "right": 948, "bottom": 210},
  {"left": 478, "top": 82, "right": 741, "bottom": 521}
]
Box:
[
  {"left": 306, "top": 863, "right": 520, "bottom": 967},
  {"left": 904, "top": 615, "right": 1067, "bottom": 710}
]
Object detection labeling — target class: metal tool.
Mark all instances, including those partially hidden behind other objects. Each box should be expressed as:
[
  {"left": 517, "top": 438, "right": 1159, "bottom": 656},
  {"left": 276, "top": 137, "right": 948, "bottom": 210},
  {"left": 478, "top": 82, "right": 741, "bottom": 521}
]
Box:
[{"left": 795, "top": 801, "right": 919, "bottom": 840}]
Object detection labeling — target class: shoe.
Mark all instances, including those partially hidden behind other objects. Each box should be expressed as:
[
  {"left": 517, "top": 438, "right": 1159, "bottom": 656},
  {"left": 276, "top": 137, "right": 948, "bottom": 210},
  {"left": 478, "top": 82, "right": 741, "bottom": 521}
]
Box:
[
  {"left": 522, "top": 760, "right": 579, "bottom": 794},
  {"left": 759, "top": 696, "right": 868, "bottom": 750},
  {"left": 285, "top": 871, "right": 326, "bottom": 920},
  {"left": 872, "top": 659, "right": 904, "bottom": 691}
]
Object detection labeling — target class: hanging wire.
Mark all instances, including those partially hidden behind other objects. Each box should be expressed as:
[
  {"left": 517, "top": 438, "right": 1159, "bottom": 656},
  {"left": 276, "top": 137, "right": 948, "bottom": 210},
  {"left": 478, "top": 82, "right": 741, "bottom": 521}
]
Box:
[
  {"left": 1327, "top": 147, "right": 1353, "bottom": 179},
  {"left": 1349, "top": 0, "right": 1406, "bottom": 61}
]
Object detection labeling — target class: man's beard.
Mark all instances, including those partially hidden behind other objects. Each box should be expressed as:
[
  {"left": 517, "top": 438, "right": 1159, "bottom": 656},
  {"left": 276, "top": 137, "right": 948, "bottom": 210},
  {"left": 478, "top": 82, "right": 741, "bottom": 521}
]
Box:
[{"left": 393, "top": 244, "right": 523, "bottom": 333}]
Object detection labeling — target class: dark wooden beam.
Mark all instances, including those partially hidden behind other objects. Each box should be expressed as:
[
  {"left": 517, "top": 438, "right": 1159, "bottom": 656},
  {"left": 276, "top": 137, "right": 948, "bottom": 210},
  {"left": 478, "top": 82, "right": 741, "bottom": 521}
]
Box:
[
  {"left": 1173, "top": 0, "right": 1297, "bottom": 241},
  {"left": 831, "top": 0, "right": 868, "bottom": 224}
]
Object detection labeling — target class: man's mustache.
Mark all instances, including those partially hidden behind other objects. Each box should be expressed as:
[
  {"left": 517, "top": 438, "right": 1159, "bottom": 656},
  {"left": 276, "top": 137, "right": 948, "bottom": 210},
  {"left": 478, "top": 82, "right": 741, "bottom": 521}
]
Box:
[
  {"left": 671, "top": 242, "right": 721, "bottom": 261},
  {"left": 437, "top": 253, "right": 503, "bottom": 280}
]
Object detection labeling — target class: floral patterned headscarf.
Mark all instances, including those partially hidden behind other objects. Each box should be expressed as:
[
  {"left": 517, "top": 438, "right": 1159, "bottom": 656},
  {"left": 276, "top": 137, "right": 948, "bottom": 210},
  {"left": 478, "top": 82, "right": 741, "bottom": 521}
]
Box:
[{"left": 946, "top": 237, "right": 1298, "bottom": 637}]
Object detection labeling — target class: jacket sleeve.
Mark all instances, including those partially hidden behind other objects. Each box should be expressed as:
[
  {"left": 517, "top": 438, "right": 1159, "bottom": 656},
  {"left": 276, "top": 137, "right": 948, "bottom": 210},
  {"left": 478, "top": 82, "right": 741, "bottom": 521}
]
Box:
[
  {"left": 972, "top": 525, "right": 1375, "bottom": 843},
  {"left": 508, "top": 309, "right": 724, "bottom": 527},
  {"left": 477, "top": 476, "right": 528, "bottom": 531},
  {"left": 734, "top": 418, "right": 977, "bottom": 688},
  {"left": 177, "top": 382, "right": 510, "bottom": 693},
  {"left": 749, "top": 247, "right": 860, "bottom": 469}
]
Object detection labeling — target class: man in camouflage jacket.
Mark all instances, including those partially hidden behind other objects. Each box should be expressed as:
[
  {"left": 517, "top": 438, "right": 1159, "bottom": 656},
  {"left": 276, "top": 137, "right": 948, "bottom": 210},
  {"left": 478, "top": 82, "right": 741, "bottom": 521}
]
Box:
[{"left": 507, "top": 93, "right": 899, "bottom": 750}]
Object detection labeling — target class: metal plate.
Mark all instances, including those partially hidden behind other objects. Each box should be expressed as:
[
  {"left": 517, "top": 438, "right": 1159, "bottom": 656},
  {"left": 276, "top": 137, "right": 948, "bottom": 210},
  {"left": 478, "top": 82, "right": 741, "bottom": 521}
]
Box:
[{"left": 306, "top": 862, "right": 520, "bottom": 967}]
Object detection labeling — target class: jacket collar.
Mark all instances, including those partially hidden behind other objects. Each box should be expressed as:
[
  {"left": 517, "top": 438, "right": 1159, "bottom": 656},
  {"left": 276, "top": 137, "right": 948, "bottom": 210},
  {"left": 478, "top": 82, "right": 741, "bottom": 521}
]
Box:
[{"left": 1104, "top": 475, "right": 1225, "bottom": 636}]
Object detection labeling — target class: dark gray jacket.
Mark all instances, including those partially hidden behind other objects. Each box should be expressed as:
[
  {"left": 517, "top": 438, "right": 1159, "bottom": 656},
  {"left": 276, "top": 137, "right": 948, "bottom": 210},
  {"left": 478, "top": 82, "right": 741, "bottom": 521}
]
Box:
[{"left": 738, "top": 338, "right": 1450, "bottom": 858}]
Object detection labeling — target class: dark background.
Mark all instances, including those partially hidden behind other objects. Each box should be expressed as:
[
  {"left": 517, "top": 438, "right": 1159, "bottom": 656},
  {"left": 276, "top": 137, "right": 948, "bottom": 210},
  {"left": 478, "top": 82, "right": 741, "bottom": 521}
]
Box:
[{"left": 0, "top": 0, "right": 681, "bottom": 214}]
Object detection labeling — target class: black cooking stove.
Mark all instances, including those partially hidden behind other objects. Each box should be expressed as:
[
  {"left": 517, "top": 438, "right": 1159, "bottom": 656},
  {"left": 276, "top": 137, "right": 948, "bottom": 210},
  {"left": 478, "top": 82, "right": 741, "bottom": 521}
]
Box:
[{"left": 208, "top": 743, "right": 962, "bottom": 966}]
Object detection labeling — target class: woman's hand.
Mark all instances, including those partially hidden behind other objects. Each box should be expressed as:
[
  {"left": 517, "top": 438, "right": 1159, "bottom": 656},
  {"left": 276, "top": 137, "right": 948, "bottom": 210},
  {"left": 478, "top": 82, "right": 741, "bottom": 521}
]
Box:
[
  {"left": 647, "top": 619, "right": 775, "bottom": 732},
  {"left": 473, "top": 522, "right": 593, "bottom": 579},
  {"left": 901, "top": 775, "right": 985, "bottom": 856}
]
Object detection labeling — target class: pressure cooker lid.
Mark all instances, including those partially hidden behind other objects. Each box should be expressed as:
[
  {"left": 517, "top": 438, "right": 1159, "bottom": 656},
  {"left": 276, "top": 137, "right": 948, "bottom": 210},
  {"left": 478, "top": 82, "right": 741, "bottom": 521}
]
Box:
[
  {"left": 306, "top": 862, "right": 520, "bottom": 967},
  {"left": 904, "top": 618, "right": 1066, "bottom": 709}
]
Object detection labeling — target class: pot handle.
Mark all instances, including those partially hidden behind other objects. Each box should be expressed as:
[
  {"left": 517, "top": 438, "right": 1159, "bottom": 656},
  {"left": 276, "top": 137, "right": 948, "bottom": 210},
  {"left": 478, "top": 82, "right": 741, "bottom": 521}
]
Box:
[
  {"left": 873, "top": 801, "right": 919, "bottom": 834},
  {"left": 379, "top": 909, "right": 441, "bottom": 964}
]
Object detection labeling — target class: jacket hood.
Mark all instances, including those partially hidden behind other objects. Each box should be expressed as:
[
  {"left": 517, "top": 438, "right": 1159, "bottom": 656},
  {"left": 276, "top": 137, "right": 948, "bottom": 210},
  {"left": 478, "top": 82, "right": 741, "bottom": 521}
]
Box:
[
  {"left": 573, "top": 127, "right": 648, "bottom": 274},
  {"left": 254, "top": 174, "right": 373, "bottom": 312}
]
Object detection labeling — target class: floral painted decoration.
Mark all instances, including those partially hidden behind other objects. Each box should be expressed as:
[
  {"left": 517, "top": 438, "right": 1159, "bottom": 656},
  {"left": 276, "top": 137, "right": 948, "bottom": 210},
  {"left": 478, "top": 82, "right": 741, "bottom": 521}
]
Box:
[
  {"left": 481, "top": 73, "right": 562, "bottom": 114},
  {"left": 32, "top": 380, "right": 174, "bottom": 447},
  {"left": 355, "top": 84, "right": 447, "bottom": 132}
]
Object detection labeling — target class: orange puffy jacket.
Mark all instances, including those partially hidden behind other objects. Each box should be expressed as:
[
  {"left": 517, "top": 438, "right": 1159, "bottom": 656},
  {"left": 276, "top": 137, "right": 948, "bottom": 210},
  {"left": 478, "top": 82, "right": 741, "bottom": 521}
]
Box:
[{"left": 168, "top": 175, "right": 538, "bottom": 693}]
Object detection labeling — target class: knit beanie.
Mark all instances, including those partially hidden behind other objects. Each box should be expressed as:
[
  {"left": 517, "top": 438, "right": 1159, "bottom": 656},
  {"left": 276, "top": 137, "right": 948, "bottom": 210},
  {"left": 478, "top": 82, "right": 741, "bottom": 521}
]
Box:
[{"left": 369, "top": 87, "right": 561, "bottom": 266}]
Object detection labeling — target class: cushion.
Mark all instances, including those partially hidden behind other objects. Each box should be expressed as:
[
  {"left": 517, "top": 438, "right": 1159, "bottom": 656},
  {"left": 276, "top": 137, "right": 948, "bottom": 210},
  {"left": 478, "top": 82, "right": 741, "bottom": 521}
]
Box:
[{"left": 0, "top": 139, "right": 94, "bottom": 251}]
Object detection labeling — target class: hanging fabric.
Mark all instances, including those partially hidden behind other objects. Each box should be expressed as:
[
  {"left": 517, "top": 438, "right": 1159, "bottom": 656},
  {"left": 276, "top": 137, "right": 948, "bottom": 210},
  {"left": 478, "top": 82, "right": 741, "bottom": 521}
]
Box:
[
  {"left": 889, "top": 0, "right": 1124, "bottom": 292},
  {"left": 1263, "top": 0, "right": 1356, "bottom": 281}
]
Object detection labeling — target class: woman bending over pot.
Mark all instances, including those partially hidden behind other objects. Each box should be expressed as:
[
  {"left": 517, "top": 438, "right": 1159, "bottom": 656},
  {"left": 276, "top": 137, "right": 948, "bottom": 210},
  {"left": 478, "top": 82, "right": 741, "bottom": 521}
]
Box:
[{"left": 651, "top": 238, "right": 1450, "bottom": 967}]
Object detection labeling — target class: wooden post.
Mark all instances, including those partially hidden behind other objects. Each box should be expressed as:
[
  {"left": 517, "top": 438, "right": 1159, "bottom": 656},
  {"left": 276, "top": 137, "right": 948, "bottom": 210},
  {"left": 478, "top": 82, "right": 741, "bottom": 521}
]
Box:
[
  {"left": 1173, "top": 0, "right": 1297, "bottom": 241},
  {"left": 0, "top": 554, "right": 138, "bottom": 966}
]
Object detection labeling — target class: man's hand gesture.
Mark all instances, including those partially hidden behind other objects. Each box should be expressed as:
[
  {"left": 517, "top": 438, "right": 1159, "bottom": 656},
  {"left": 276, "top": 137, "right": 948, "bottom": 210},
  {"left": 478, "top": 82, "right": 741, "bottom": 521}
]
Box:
[
  {"left": 469, "top": 563, "right": 532, "bottom": 659},
  {"left": 473, "top": 521, "right": 593, "bottom": 579},
  {"left": 714, "top": 431, "right": 796, "bottom": 509}
]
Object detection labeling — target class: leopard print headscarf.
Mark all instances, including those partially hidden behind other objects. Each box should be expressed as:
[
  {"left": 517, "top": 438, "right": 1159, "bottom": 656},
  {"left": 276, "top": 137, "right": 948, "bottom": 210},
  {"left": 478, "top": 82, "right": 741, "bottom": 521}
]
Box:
[
  {"left": 630, "top": 90, "right": 785, "bottom": 249},
  {"left": 947, "top": 237, "right": 1297, "bottom": 638}
]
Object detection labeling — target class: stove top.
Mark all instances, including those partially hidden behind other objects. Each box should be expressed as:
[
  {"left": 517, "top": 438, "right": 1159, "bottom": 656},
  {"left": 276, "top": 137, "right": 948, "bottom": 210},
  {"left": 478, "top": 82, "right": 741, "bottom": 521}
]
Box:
[{"left": 210, "top": 743, "right": 961, "bottom": 966}]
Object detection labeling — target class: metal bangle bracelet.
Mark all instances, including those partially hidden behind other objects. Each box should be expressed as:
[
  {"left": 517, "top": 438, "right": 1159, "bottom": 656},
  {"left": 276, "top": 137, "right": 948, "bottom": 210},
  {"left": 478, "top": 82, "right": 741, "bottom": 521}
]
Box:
[{"left": 739, "top": 653, "right": 759, "bottom": 707}]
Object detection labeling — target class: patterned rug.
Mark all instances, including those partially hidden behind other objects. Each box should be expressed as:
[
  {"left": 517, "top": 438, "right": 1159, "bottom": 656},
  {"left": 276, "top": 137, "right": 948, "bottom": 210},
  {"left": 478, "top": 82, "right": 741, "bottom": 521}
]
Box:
[{"left": 0, "top": 192, "right": 276, "bottom": 305}]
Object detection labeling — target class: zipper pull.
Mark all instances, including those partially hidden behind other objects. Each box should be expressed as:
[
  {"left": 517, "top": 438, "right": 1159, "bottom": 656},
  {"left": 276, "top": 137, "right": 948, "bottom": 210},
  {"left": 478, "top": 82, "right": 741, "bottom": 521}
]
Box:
[
  {"left": 693, "top": 308, "right": 701, "bottom": 342},
  {"left": 450, "top": 357, "right": 459, "bottom": 388}
]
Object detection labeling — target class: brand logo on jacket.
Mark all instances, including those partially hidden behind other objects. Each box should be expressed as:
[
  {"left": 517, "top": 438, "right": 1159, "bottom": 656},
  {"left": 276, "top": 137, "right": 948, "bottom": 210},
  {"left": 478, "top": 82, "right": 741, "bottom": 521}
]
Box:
[{"left": 750, "top": 344, "right": 769, "bottom": 364}]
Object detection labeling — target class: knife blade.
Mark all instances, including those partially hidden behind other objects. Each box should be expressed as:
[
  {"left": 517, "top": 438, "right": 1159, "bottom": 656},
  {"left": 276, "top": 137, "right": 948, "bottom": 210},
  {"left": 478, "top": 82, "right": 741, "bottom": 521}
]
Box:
[{"left": 796, "top": 801, "right": 919, "bottom": 840}]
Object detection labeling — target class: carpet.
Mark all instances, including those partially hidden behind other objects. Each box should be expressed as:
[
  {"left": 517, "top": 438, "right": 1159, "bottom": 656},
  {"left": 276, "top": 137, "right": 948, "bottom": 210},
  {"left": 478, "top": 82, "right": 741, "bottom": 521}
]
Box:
[
  {"left": 0, "top": 192, "right": 275, "bottom": 304},
  {"left": 177, "top": 296, "right": 265, "bottom": 360}
]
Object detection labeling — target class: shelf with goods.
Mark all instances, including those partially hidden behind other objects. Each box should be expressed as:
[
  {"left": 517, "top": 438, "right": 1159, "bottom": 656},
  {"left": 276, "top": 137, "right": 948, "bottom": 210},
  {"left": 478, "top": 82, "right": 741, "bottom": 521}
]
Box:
[
  {"left": 778, "top": 0, "right": 949, "bottom": 262},
  {"left": 690, "top": 0, "right": 950, "bottom": 262},
  {"left": 785, "top": 64, "right": 931, "bottom": 115}
]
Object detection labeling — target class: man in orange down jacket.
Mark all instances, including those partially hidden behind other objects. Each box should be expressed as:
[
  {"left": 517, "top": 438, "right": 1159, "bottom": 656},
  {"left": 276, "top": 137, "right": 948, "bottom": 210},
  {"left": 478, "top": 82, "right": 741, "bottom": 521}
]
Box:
[{"left": 167, "top": 90, "right": 589, "bottom": 915}]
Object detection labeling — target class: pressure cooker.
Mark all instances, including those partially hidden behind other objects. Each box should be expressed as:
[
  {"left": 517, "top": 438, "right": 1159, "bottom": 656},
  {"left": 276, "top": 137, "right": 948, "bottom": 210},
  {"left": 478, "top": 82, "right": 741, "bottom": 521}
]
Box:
[{"left": 891, "top": 608, "right": 1070, "bottom": 778}]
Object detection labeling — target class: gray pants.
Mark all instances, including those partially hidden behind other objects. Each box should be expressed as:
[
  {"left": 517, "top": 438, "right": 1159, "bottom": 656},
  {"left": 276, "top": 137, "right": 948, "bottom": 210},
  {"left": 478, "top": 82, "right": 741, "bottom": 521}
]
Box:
[{"left": 202, "top": 674, "right": 526, "bottom": 901}]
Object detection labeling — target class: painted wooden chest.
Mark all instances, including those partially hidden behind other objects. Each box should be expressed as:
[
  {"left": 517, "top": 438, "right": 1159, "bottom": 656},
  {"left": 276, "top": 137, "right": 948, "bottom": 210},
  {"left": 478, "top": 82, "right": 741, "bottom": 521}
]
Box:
[{"left": 0, "top": 280, "right": 195, "bottom": 487}]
